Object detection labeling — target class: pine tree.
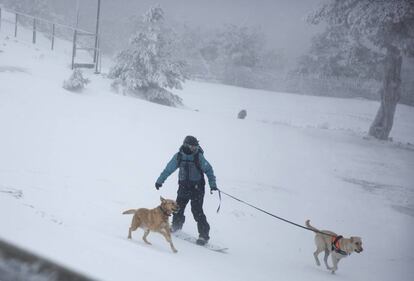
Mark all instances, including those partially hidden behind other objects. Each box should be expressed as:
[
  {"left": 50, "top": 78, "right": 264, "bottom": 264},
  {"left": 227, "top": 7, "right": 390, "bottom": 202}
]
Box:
[
  {"left": 309, "top": 0, "right": 414, "bottom": 140},
  {"left": 217, "top": 25, "right": 263, "bottom": 69},
  {"left": 296, "top": 25, "right": 383, "bottom": 80},
  {"left": 215, "top": 25, "right": 265, "bottom": 87},
  {"left": 109, "top": 6, "right": 186, "bottom": 107}
]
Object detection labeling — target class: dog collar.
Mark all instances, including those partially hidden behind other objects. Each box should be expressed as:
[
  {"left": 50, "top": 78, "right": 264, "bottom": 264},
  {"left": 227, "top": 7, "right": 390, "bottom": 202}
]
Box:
[
  {"left": 331, "top": 235, "right": 348, "bottom": 256},
  {"left": 159, "top": 206, "right": 171, "bottom": 217}
]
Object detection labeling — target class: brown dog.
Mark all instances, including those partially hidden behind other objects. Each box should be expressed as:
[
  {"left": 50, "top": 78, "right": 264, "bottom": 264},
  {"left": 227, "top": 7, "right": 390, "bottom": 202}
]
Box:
[
  {"left": 306, "top": 220, "right": 363, "bottom": 274},
  {"left": 123, "top": 197, "right": 179, "bottom": 253}
]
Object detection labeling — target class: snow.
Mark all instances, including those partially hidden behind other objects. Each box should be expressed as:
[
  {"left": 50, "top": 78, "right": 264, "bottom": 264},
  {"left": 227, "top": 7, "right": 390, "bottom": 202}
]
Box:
[{"left": 1, "top": 14, "right": 414, "bottom": 281}]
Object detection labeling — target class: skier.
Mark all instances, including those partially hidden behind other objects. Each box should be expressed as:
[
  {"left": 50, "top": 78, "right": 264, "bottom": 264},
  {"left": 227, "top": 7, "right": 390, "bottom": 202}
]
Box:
[{"left": 155, "top": 135, "right": 218, "bottom": 245}]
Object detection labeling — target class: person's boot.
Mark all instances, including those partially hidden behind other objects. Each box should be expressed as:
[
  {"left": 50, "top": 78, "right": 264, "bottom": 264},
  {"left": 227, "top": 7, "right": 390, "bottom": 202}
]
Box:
[
  {"left": 170, "top": 224, "right": 181, "bottom": 233},
  {"left": 196, "top": 236, "right": 209, "bottom": 246}
]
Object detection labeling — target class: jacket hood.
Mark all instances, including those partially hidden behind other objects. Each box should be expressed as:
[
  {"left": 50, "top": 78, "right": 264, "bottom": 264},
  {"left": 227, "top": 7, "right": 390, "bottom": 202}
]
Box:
[{"left": 179, "top": 145, "right": 204, "bottom": 155}]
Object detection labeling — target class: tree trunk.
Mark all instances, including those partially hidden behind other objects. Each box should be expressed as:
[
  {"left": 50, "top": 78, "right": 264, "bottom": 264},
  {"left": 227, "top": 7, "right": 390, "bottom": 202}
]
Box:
[{"left": 368, "top": 46, "right": 402, "bottom": 140}]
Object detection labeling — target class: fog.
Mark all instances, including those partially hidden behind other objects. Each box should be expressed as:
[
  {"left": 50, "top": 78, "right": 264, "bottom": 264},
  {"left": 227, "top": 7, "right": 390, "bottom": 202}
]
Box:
[
  {"left": 51, "top": 0, "right": 323, "bottom": 61},
  {"left": 1, "top": 0, "right": 412, "bottom": 105}
]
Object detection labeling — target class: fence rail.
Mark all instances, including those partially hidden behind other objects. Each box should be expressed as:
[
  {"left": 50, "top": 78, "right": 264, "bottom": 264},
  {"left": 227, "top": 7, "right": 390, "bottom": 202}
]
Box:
[
  {"left": 1, "top": 7, "right": 95, "bottom": 36},
  {"left": 0, "top": 6, "right": 100, "bottom": 73}
]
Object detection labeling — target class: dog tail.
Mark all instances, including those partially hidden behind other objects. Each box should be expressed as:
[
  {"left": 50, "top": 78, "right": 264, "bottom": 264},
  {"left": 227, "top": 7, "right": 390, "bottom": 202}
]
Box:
[
  {"left": 122, "top": 209, "right": 136, "bottom": 215},
  {"left": 305, "top": 219, "right": 320, "bottom": 232}
]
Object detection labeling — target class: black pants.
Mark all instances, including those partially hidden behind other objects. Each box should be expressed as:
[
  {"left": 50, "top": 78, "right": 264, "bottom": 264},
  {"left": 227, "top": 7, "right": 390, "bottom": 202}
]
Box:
[{"left": 172, "top": 182, "right": 210, "bottom": 240}]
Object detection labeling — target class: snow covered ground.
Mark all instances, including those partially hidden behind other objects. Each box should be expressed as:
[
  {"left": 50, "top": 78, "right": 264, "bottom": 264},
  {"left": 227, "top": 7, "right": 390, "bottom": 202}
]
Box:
[{"left": 1, "top": 15, "right": 414, "bottom": 281}]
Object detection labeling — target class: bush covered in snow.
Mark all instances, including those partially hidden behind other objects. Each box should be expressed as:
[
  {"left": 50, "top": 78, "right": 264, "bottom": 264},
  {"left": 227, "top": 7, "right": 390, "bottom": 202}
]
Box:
[
  {"left": 63, "top": 69, "right": 90, "bottom": 92},
  {"left": 109, "top": 6, "right": 186, "bottom": 107},
  {"left": 141, "top": 87, "right": 183, "bottom": 107}
]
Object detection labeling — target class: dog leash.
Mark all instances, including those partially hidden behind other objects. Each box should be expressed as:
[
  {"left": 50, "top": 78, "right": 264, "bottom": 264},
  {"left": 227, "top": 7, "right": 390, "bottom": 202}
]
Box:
[{"left": 216, "top": 188, "right": 335, "bottom": 237}]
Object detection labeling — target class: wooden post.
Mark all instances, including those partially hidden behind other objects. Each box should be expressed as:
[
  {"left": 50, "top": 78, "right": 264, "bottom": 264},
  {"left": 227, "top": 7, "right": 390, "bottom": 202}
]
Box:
[
  {"left": 32, "top": 18, "right": 36, "bottom": 44},
  {"left": 93, "top": 0, "right": 101, "bottom": 66},
  {"left": 71, "top": 29, "right": 77, "bottom": 70},
  {"left": 51, "top": 23, "right": 55, "bottom": 50},
  {"left": 94, "top": 39, "right": 100, "bottom": 74},
  {"left": 72, "top": 0, "right": 80, "bottom": 70},
  {"left": 99, "top": 46, "right": 102, "bottom": 73},
  {"left": 14, "top": 13, "right": 18, "bottom": 37}
]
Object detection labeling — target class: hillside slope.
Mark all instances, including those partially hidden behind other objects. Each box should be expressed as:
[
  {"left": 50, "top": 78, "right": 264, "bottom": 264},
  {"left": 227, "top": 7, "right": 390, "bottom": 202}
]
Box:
[{"left": 1, "top": 23, "right": 414, "bottom": 281}]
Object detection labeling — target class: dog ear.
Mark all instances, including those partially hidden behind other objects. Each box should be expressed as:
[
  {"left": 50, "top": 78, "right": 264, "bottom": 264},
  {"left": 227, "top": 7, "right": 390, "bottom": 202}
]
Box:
[
  {"left": 160, "top": 196, "right": 165, "bottom": 202},
  {"left": 350, "top": 236, "right": 360, "bottom": 243}
]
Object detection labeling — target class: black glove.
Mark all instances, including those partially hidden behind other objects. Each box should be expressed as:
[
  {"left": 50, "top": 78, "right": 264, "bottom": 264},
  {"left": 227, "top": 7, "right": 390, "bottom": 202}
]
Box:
[
  {"left": 155, "top": 182, "right": 162, "bottom": 190},
  {"left": 210, "top": 186, "right": 218, "bottom": 192}
]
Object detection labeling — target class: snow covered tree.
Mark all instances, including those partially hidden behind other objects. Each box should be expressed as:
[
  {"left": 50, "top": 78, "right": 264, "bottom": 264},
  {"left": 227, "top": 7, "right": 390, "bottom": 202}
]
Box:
[
  {"left": 109, "top": 6, "right": 186, "bottom": 107},
  {"left": 172, "top": 24, "right": 216, "bottom": 79},
  {"left": 215, "top": 25, "right": 266, "bottom": 87},
  {"left": 309, "top": 0, "right": 414, "bottom": 140},
  {"left": 258, "top": 49, "right": 286, "bottom": 74},
  {"left": 218, "top": 25, "right": 264, "bottom": 69},
  {"left": 296, "top": 25, "right": 383, "bottom": 80}
]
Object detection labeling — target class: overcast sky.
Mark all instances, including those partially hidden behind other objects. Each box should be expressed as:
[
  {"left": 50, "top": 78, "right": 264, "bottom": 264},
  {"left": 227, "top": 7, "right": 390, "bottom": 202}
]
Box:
[{"left": 56, "top": 0, "right": 325, "bottom": 60}]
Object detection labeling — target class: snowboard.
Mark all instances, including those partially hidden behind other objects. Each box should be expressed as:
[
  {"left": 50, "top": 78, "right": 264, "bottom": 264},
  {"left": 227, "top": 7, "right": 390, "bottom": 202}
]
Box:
[{"left": 173, "top": 231, "right": 228, "bottom": 253}]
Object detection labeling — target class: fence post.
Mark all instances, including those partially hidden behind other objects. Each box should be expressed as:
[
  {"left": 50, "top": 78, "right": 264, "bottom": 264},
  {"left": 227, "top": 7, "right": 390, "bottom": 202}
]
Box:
[
  {"left": 93, "top": 0, "right": 101, "bottom": 64},
  {"left": 94, "top": 42, "right": 100, "bottom": 74},
  {"left": 51, "top": 23, "right": 55, "bottom": 50},
  {"left": 71, "top": 29, "right": 77, "bottom": 70},
  {"left": 32, "top": 18, "right": 36, "bottom": 44},
  {"left": 14, "top": 13, "right": 18, "bottom": 37}
]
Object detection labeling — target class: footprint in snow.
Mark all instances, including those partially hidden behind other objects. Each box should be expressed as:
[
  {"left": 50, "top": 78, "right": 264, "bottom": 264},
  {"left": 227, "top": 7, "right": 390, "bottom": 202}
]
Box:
[{"left": 0, "top": 187, "right": 23, "bottom": 199}]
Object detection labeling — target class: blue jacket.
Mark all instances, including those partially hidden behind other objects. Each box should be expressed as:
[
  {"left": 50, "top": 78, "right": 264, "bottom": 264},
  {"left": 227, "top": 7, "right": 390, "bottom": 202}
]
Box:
[{"left": 156, "top": 149, "right": 217, "bottom": 189}]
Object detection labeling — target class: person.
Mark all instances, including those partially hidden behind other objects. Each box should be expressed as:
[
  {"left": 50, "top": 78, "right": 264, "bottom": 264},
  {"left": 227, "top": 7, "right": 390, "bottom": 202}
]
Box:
[{"left": 155, "top": 135, "right": 218, "bottom": 245}]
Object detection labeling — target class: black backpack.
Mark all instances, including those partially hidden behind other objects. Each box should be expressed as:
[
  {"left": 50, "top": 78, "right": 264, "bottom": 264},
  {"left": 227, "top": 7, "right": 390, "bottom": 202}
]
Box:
[{"left": 176, "top": 146, "right": 204, "bottom": 175}]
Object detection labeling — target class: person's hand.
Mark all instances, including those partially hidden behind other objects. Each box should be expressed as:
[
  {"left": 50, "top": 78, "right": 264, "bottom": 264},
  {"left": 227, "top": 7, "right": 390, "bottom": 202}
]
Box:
[
  {"left": 155, "top": 182, "right": 162, "bottom": 190},
  {"left": 210, "top": 186, "right": 218, "bottom": 192}
]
